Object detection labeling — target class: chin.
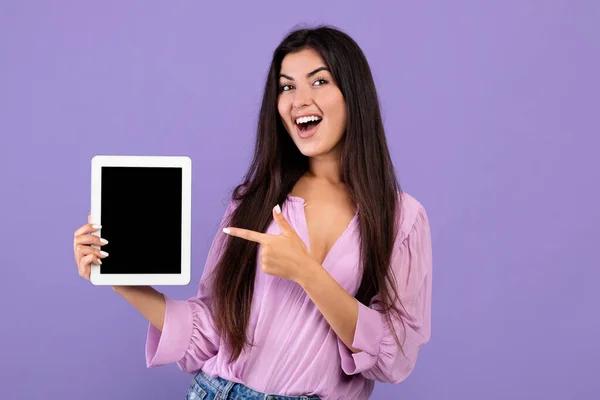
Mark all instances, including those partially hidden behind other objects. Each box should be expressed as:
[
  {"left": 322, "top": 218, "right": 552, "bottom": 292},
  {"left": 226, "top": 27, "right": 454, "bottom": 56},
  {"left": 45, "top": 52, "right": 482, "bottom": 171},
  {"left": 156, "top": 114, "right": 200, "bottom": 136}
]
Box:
[
  {"left": 298, "top": 148, "right": 322, "bottom": 157},
  {"left": 295, "top": 142, "right": 334, "bottom": 158},
  {"left": 291, "top": 135, "right": 344, "bottom": 159}
]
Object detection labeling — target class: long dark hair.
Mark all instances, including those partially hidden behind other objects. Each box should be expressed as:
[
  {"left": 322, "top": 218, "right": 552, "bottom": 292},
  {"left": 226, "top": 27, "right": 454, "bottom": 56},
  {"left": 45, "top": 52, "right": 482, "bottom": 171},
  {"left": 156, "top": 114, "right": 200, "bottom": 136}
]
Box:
[{"left": 211, "top": 25, "right": 406, "bottom": 363}]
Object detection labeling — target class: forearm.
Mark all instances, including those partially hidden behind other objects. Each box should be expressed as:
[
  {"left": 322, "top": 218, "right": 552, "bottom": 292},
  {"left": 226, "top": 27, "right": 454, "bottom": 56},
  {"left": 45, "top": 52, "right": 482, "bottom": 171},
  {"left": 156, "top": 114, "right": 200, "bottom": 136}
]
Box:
[
  {"left": 112, "top": 286, "right": 166, "bottom": 331},
  {"left": 298, "top": 263, "right": 362, "bottom": 353}
]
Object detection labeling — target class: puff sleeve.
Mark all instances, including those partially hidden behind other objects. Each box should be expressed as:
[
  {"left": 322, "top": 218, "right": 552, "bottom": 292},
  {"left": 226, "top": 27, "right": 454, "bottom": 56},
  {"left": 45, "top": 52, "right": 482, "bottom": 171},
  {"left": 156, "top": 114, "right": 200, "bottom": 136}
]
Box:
[
  {"left": 338, "top": 205, "right": 432, "bottom": 383},
  {"left": 145, "top": 200, "right": 236, "bottom": 372}
]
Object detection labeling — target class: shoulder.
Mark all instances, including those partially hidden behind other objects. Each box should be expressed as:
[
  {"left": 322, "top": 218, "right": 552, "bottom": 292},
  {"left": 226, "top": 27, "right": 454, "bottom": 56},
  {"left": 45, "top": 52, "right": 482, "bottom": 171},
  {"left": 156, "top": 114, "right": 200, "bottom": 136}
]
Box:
[{"left": 395, "top": 191, "right": 429, "bottom": 243}]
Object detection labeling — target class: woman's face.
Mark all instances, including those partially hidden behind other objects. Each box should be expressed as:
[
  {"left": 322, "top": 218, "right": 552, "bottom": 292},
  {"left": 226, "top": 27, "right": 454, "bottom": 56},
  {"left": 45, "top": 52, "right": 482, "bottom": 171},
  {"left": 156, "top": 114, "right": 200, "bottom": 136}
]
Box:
[{"left": 277, "top": 48, "right": 347, "bottom": 158}]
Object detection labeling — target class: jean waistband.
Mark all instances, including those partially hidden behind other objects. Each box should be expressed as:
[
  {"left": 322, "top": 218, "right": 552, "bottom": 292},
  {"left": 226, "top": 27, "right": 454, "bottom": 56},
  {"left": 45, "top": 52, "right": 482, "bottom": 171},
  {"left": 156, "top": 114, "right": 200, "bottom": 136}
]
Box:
[{"left": 195, "top": 369, "right": 320, "bottom": 400}]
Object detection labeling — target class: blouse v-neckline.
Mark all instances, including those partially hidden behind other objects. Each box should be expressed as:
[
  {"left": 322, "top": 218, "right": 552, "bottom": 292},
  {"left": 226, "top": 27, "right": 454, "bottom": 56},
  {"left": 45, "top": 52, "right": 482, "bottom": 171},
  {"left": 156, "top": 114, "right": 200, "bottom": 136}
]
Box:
[{"left": 286, "top": 194, "right": 359, "bottom": 266}]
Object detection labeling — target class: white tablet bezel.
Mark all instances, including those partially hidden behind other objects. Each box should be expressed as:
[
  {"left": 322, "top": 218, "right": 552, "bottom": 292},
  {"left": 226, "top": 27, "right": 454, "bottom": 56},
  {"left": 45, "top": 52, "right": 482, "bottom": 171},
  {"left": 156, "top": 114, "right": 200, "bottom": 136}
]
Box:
[{"left": 89, "top": 155, "right": 192, "bottom": 286}]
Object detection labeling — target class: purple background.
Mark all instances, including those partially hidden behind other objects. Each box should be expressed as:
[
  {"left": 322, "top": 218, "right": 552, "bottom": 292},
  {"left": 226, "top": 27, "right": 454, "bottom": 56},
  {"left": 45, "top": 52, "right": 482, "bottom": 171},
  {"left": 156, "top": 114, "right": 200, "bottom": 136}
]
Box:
[{"left": 1, "top": 1, "right": 598, "bottom": 399}]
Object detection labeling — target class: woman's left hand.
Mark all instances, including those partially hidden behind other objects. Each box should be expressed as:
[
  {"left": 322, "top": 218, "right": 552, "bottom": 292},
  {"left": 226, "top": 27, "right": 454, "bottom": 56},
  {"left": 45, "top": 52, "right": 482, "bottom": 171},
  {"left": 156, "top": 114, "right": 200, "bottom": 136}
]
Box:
[{"left": 222, "top": 205, "right": 319, "bottom": 284}]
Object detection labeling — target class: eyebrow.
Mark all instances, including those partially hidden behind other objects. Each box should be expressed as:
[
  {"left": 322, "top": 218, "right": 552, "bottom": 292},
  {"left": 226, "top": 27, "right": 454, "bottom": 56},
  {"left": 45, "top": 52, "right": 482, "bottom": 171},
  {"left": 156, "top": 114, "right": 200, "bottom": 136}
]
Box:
[{"left": 279, "top": 66, "right": 329, "bottom": 81}]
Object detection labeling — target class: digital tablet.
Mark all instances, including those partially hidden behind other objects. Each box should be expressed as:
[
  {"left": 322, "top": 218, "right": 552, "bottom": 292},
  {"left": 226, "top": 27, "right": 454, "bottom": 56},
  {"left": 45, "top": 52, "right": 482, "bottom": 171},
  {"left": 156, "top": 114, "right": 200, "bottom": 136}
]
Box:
[{"left": 89, "top": 155, "right": 192, "bottom": 286}]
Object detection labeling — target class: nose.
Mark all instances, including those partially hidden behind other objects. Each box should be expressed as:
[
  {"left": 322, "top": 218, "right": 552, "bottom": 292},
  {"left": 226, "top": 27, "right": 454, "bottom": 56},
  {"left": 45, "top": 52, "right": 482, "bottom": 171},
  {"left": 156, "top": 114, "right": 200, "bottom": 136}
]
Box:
[{"left": 291, "top": 84, "right": 313, "bottom": 110}]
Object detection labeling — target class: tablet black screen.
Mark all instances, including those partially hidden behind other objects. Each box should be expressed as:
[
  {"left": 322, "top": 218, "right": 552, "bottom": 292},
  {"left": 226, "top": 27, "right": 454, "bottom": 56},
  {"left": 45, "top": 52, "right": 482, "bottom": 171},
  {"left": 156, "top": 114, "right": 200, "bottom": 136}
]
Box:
[{"left": 99, "top": 166, "right": 182, "bottom": 274}]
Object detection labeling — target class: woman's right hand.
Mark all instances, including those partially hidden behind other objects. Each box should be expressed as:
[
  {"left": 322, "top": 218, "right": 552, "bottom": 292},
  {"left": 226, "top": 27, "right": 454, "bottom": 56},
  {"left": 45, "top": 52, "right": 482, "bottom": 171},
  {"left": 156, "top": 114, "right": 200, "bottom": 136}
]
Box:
[{"left": 73, "top": 212, "right": 109, "bottom": 281}]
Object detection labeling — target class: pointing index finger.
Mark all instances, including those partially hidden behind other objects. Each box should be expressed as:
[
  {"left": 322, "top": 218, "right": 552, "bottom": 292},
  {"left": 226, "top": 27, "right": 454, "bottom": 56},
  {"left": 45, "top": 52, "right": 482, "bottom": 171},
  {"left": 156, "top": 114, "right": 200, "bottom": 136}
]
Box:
[{"left": 223, "top": 227, "right": 269, "bottom": 244}]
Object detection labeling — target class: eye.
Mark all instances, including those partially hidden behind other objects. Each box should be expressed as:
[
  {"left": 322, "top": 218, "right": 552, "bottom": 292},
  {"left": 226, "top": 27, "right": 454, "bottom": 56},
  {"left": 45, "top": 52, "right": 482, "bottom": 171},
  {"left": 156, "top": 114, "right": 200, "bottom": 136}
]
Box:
[
  {"left": 280, "top": 83, "right": 294, "bottom": 92},
  {"left": 313, "top": 78, "right": 329, "bottom": 86}
]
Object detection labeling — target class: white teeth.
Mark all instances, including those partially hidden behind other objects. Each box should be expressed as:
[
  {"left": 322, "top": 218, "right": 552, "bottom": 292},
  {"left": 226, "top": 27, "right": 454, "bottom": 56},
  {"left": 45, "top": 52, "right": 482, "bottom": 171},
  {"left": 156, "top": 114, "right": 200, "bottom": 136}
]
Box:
[{"left": 295, "top": 115, "right": 322, "bottom": 124}]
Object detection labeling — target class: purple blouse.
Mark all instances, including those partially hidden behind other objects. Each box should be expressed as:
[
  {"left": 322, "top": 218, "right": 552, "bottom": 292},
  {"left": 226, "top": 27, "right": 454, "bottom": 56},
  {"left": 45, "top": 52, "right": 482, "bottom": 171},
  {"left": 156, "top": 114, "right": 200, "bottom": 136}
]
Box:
[{"left": 145, "top": 192, "right": 432, "bottom": 400}]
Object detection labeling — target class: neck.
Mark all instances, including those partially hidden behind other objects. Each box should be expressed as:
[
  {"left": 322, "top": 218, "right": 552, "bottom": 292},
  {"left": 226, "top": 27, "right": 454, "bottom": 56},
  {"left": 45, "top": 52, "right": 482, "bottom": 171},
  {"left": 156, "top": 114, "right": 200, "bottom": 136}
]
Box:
[{"left": 307, "top": 149, "right": 342, "bottom": 184}]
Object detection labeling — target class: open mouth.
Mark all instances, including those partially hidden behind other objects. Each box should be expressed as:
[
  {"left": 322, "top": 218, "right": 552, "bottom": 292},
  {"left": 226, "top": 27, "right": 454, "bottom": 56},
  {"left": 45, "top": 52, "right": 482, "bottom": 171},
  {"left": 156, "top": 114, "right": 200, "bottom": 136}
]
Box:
[{"left": 295, "top": 115, "right": 323, "bottom": 132}]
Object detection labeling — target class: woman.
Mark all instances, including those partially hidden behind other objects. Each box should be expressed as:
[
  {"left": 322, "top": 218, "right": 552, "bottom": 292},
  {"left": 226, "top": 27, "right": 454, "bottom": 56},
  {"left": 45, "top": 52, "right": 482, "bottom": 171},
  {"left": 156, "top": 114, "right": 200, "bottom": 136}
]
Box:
[{"left": 73, "top": 26, "right": 432, "bottom": 400}]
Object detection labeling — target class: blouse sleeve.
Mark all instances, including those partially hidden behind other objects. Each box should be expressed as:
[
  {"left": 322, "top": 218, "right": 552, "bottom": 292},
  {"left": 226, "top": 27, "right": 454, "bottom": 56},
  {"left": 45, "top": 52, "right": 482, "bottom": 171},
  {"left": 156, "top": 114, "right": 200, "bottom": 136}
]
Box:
[
  {"left": 337, "top": 205, "right": 432, "bottom": 384},
  {"left": 145, "top": 200, "right": 236, "bottom": 372}
]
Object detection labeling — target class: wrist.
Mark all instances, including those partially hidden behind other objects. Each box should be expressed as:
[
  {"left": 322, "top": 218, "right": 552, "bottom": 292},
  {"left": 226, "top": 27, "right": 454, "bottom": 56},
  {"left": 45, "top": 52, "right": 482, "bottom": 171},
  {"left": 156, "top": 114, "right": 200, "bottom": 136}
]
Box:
[
  {"left": 297, "top": 258, "right": 326, "bottom": 291},
  {"left": 112, "top": 285, "right": 129, "bottom": 295},
  {"left": 112, "top": 285, "right": 150, "bottom": 295}
]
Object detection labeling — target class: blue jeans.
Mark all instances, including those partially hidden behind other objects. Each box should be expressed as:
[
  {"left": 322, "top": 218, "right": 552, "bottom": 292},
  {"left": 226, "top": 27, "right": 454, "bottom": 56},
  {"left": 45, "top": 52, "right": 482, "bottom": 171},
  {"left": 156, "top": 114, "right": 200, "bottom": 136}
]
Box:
[{"left": 186, "top": 369, "right": 321, "bottom": 400}]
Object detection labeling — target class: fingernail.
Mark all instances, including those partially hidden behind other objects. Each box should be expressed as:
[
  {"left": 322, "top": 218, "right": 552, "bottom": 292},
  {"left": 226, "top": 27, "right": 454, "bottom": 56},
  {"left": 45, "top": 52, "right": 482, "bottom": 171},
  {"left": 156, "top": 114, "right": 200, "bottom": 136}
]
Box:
[
  {"left": 274, "top": 205, "right": 281, "bottom": 214},
  {"left": 92, "top": 224, "right": 102, "bottom": 230},
  {"left": 100, "top": 251, "right": 109, "bottom": 257},
  {"left": 100, "top": 238, "right": 109, "bottom": 245},
  {"left": 223, "top": 228, "right": 231, "bottom": 234},
  {"left": 97, "top": 259, "right": 102, "bottom": 265}
]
